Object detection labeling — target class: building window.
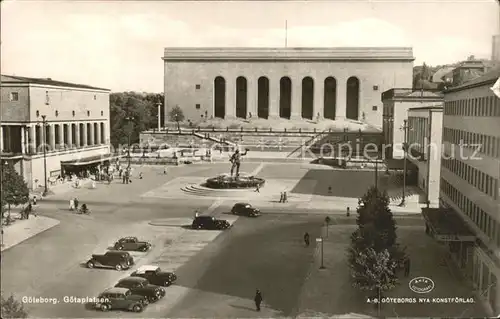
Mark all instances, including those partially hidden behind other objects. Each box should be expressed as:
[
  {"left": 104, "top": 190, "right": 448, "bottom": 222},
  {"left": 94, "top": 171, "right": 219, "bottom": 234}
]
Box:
[
  {"left": 87, "top": 111, "right": 90, "bottom": 116},
  {"left": 55, "top": 110, "right": 59, "bottom": 117},
  {"left": 101, "top": 111, "right": 104, "bottom": 116},
  {"left": 36, "top": 110, "right": 40, "bottom": 117},
  {"left": 45, "top": 91, "right": 50, "bottom": 105},
  {"left": 9, "top": 92, "right": 19, "bottom": 101},
  {"left": 373, "top": 85, "right": 379, "bottom": 91},
  {"left": 72, "top": 110, "right": 76, "bottom": 117},
  {"left": 195, "top": 104, "right": 201, "bottom": 109},
  {"left": 195, "top": 84, "right": 201, "bottom": 90},
  {"left": 372, "top": 105, "right": 378, "bottom": 111}
]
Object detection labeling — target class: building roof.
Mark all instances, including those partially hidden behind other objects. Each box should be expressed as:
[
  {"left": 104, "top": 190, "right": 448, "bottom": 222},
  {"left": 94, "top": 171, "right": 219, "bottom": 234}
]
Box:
[
  {"left": 445, "top": 67, "right": 500, "bottom": 93},
  {"left": 1, "top": 75, "right": 110, "bottom": 91},
  {"left": 381, "top": 88, "right": 443, "bottom": 101},
  {"left": 432, "top": 66, "right": 455, "bottom": 83},
  {"left": 408, "top": 106, "right": 443, "bottom": 111}
]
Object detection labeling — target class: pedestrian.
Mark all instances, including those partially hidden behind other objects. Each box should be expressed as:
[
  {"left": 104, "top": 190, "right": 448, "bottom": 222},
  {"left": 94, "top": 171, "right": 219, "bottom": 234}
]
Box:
[
  {"left": 194, "top": 210, "right": 199, "bottom": 218},
  {"left": 91, "top": 180, "right": 96, "bottom": 189},
  {"left": 69, "top": 198, "right": 75, "bottom": 211},
  {"left": 119, "top": 169, "right": 123, "bottom": 178},
  {"left": 74, "top": 198, "right": 79, "bottom": 211},
  {"left": 32, "top": 196, "right": 37, "bottom": 205},
  {"left": 139, "top": 172, "right": 143, "bottom": 179},
  {"left": 122, "top": 174, "right": 126, "bottom": 184},
  {"left": 404, "top": 257, "right": 411, "bottom": 277},
  {"left": 25, "top": 205, "right": 31, "bottom": 219},
  {"left": 346, "top": 206, "right": 350, "bottom": 217},
  {"left": 164, "top": 166, "right": 168, "bottom": 175},
  {"left": 283, "top": 191, "right": 288, "bottom": 203},
  {"left": 304, "top": 232, "right": 310, "bottom": 247},
  {"left": 254, "top": 289, "right": 263, "bottom": 311},
  {"left": 328, "top": 186, "right": 332, "bottom": 194},
  {"left": 279, "top": 192, "right": 284, "bottom": 203},
  {"left": 255, "top": 184, "right": 260, "bottom": 193}
]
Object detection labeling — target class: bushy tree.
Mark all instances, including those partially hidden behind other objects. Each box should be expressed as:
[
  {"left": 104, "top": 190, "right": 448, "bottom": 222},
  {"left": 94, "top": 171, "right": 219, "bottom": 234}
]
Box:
[
  {"left": 1, "top": 162, "right": 29, "bottom": 218},
  {"left": 169, "top": 105, "right": 185, "bottom": 130},
  {"left": 1, "top": 294, "right": 28, "bottom": 318}
]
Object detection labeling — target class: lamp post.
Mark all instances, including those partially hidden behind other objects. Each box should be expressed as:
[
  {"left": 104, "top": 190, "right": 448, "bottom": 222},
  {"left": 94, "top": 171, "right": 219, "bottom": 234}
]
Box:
[
  {"left": 317, "top": 237, "right": 325, "bottom": 269},
  {"left": 125, "top": 116, "right": 134, "bottom": 169},
  {"left": 157, "top": 102, "right": 162, "bottom": 131},
  {"left": 399, "top": 119, "right": 410, "bottom": 207},
  {"left": 1, "top": 161, "right": 6, "bottom": 247},
  {"left": 37, "top": 115, "right": 49, "bottom": 196}
]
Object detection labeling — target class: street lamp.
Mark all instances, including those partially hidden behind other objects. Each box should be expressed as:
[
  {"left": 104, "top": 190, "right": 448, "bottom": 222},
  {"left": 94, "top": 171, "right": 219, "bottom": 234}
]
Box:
[
  {"left": 125, "top": 116, "right": 134, "bottom": 169},
  {"left": 156, "top": 102, "right": 162, "bottom": 131},
  {"left": 37, "top": 115, "right": 49, "bottom": 196},
  {"left": 317, "top": 237, "right": 325, "bottom": 269}
]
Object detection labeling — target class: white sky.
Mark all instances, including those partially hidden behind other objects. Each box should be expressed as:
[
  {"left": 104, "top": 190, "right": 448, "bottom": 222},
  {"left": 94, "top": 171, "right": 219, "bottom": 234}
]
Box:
[{"left": 1, "top": 0, "right": 499, "bottom": 92}]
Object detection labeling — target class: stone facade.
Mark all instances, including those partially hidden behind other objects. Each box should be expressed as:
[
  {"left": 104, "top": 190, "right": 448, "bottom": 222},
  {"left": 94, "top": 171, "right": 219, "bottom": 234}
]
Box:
[
  {"left": 0, "top": 75, "right": 111, "bottom": 189},
  {"left": 163, "top": 47, "right": 414, "bottom": 128}
]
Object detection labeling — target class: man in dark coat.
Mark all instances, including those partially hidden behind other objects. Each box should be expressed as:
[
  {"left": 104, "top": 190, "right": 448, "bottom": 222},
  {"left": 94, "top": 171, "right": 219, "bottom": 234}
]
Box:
[
  {"left": 254, "top": 289, "right": 263, "bottom": 311},
  {"left": 304, "top": 232, "right": 310, "bottom": 247},
  {"left": 404, "top": 257, "right": 411, "bottom": 277}
]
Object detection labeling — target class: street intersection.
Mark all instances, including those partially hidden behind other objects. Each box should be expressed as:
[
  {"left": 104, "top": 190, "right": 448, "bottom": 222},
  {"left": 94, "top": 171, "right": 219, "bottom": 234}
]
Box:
[{"left": 1, "top": 162, "right": 486, "bottom": 318}]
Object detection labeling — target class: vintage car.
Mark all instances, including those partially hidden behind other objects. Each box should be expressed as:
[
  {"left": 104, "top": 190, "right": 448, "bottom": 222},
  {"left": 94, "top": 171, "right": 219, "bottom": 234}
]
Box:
[
  {"left": 86, "top": 251, "right": 134, "bottom": 271},
  {"left": 115, "top": 277, "right": 165, "bottom": 302},
  {"left": 130, "top": 265, "right": 177, "bottom": 286},
  {"left": 95, "top": 287, "right": 148, "bottom": 312},
  {"left": 113, "top": 237, "right": 151, "bottom": 252},
  {"left": 231, "top": 203, "right": 261, "bottom": 217},
  {"left": 192, "top": 216, "right": 230, "bottom": 230}
]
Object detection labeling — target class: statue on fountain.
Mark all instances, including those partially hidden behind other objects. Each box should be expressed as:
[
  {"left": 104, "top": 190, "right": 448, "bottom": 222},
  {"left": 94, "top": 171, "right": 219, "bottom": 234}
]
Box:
[{"left": 229, "top": 148, "right": 249, "bottom": 178}]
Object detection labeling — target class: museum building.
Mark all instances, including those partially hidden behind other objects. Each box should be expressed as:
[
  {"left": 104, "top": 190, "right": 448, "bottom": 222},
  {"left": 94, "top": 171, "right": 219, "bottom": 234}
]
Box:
[
  {"left": 162, "top": 47, "right": 414, "bottom": 128},
  {"left": 0, "top": 75, "right": 115, "bottom": 190}
]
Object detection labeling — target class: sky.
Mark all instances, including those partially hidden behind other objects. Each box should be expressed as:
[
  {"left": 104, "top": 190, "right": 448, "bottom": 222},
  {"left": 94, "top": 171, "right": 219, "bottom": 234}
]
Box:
[{"left": 1, "top": 0, "right": 499, "bottom": 92}]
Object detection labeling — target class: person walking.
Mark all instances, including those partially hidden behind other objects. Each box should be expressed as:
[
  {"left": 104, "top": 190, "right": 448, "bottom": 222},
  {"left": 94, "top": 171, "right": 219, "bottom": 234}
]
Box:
[
  {"left": 74, "top": 198, "right": 79, "bottom": 211},
  {"left": 255, "top": 184, "right": 260, "bottom": 193},
  {"left": 404, "top": 257, "right": 411, "bottom": 277},
  {"left": 163, "top": 166, "right": 168, "bottom": 175},
  {"left": 32, "top": 196, "right": 37, "bottom": 205},
  {"left": 69, "top": 198, "right": 75, "bottom": 211},
  {"left": 254, "top": 289, "right": 263, "bottom": 311},
  {"left": 283, "top": 191, "right": 288, "bottom": 203},
  {"left": 304, "top": 232, "right": 310, "bottom": 247},
  {"left": 279, "top": 192, "right": 284, "bottom": 203},
  {"left": 139, "top": 172, "right": 143, "bottom": 179}
]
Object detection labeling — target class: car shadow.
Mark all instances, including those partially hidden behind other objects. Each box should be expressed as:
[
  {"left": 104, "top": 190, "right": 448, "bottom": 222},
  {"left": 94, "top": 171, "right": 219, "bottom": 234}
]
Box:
[
  {"left": 229, "top": 304, "right": 257, "bottom": 312},
  {"left": 181, "top": 225, "right": 194, "bottom": 229},
  {"left": 79, "top": 262, "right": 90, "bottom": 268},
  {"left": 84, "top": 302, "right": 97, "bottom": 311}
]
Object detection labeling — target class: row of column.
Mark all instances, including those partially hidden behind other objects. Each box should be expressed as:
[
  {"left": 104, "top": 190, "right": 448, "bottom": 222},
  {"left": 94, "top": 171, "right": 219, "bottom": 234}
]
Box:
[
  {"left": 0, "top": 122, "right": 108, "bottom": 155},
  {"left": 222, "top": 77, "right": 349, "bottom": 120}
]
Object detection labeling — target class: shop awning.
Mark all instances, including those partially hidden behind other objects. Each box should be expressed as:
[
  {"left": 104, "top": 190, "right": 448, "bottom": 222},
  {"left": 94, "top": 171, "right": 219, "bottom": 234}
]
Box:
[
  {"left": 61, "top": 154, "right": 122, "bottom": 166},
  {"left": 422, "top": 207, "right": 476, "bottom": 242}
]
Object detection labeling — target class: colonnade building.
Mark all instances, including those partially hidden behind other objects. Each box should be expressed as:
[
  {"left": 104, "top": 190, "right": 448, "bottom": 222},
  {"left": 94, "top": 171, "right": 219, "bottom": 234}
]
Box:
[
  {"left": 0, "top": 75, "right": 113, "bottom": 189},
  {"left": 163, "top": 47, "right": 414, "bottom": 128}
]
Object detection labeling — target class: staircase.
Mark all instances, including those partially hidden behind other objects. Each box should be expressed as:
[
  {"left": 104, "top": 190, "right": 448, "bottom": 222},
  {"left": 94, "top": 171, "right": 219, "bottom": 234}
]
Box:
[
  {"left": 192, "top": 132, "right": 236, "bottom": 147},
  {"left": 287, "top": 130, "right": 329, "bottom": 158}
]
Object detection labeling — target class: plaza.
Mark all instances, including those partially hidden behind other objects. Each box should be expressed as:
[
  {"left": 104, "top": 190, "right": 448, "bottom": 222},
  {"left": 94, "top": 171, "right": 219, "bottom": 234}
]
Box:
[{"left": 0, "top": 162, "right": 487, "bottom": 318}]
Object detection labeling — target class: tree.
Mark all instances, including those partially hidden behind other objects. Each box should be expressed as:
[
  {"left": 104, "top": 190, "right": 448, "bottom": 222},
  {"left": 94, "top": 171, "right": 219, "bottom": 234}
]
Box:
[
  {"left": 348, "top": 248, "right": 398, "bottom": 315},
  {"left": 169, "top": 105, "right": 185, "bottom": 130},
  {"left": 1, "top": 162, "right": 29, "bottom": 220},
  {"left": 1, "top": 294, "right": 28, "bottom": 318}
]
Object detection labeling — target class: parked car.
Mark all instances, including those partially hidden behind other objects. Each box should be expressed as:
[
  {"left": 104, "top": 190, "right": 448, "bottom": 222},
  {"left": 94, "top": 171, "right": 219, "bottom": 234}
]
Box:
[
  {"left": 114, "top": 237, "right": 151, "bottom": 252},
  {"left": 86, "top": 251, "right": 134, "bottom": 271},
  {"left": 192, "top": 216, "right": 230, "bottom": 230},
  {"left": 94, "top": 287, "right": 148, "bottom": 312},
  {"left": 231, "top": 203, "right": 261, "bottom": 217},
  {"left": 130, "top": 265, "right": 177, "bottom": 286},
  {"left": 115, "top": 277, "right": 165, "bottom": 302}
]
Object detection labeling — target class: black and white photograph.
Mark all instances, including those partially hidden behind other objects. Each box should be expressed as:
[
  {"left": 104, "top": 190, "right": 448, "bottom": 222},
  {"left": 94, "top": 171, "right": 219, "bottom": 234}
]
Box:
[{"left": 1, "top": 0, "right": 500, "bottom": 318}]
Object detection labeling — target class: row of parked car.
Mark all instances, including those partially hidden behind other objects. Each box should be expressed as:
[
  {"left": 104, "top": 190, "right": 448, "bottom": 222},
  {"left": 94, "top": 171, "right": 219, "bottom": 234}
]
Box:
[
  {"left": 84, "top": 237, "right": 177, "bottom": 312},
  {"left": 87, "top": 203, "right": 261, "bottom": 313}
]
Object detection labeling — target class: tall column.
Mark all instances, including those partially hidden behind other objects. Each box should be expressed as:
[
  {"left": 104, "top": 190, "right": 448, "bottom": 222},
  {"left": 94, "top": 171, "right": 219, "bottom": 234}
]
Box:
[
  {"left": 225, "top": 78, "right": 236, "bottom": 119},
  {"left": 291, "top": 78, "right": 301, "bottom": 120},
  {"left": 268, "top": 78, "right": 279, "bottom": 119},
  {"left": 67, "top": 124, "right": 73, "bottom": 148},
  {"left": 58, "top": 124, "right": 64, "bottom": 148},
  {"left": 74, "top": 123, "right": 80, "bottom": 147},
  {"left": 49, "top": 124, "right": 56, "bottom": 151},
  {"left": 0, "top": 126, "right": 4, "bottom": 153},
  {"left": 29, "top": 125, "right": 36, "bottom": 154},
  {"left": 157, "top": 103, "right": 161, "bottom": 130},
  {"left": 95, "top": 123, "right": 100, "bottom": 145},
  {"left": 20, "top": 126, "right": 26, "bottom": 154},
  {"left": 247, "top": 78, "right": 257, "bottom": 119},
  {"left": 336, "top": 78, "right": 347, "bottom": 120},
  {"left": 89, "top": 123, "right": 94, "bottom": 146},
  {"left": 313, "top": 79, "right": 323, "bottom": 121},
  {"left": 101, "top": 122, "right": 108, "bottom": 144},
  {"left": 81, "top": 123, "right": 87, "bottom": 147}
]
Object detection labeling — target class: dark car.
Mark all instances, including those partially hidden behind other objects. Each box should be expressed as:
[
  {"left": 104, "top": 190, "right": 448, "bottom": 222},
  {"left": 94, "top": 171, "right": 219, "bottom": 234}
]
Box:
[
  {"left": 192, "top": 216, "right": 230, "bottom": 230},
  {"left": 130, "top": 265, "right": 177, "bottom": 286},
  {"left": 231, "top": 203, "right": 261, "bottom": 217},
  {"left": 114, "top": 237, "right": 151, "bottom": 252},
  {"left": 94, "top": 287, "right": 148, "bottom": 312},
  {"left": 115, "top": 277, "right": 165, "bottom": 302},
  {"left": 86, "top": 251, "right": 134, "bottom": 271}
]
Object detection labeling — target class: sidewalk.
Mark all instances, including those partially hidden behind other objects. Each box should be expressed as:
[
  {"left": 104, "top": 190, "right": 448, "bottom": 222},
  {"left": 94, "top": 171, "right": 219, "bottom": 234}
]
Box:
[
  {"left": 31, "top": 178, "right": 93, "bottom": 199},
  {"left": 1, "top": 216, "right": 60, "bottom": 252}
]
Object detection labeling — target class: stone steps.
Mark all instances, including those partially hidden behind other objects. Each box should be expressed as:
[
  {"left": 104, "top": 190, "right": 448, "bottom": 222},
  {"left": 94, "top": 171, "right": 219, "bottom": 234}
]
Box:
[{"left": 180, "top": 185, "right": 252, "bottom": 197}]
